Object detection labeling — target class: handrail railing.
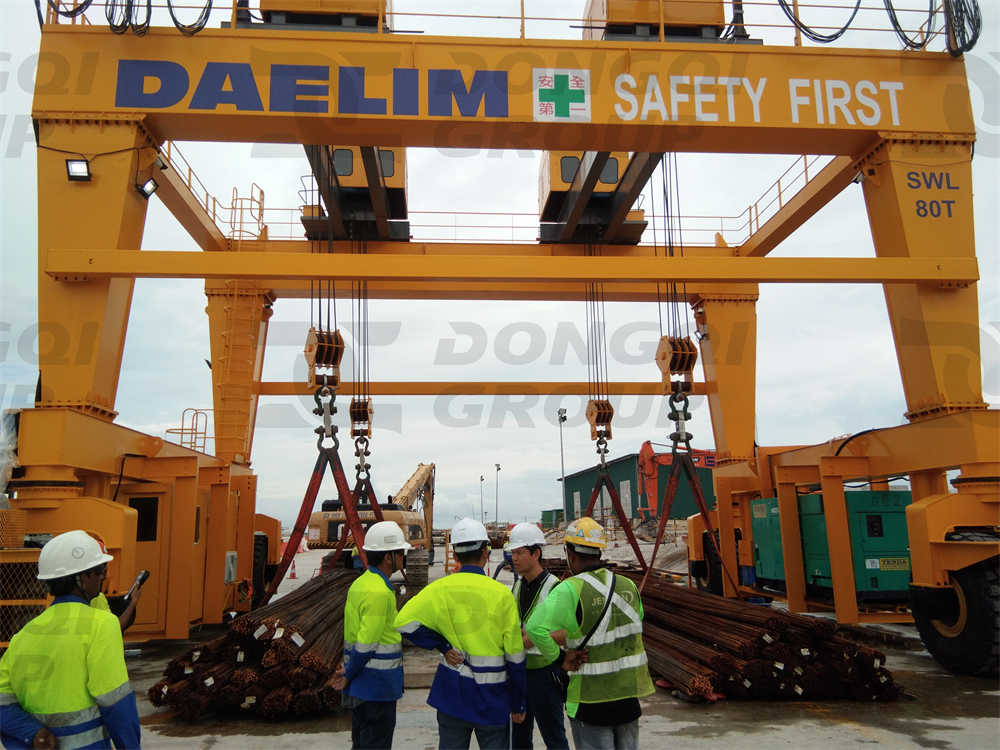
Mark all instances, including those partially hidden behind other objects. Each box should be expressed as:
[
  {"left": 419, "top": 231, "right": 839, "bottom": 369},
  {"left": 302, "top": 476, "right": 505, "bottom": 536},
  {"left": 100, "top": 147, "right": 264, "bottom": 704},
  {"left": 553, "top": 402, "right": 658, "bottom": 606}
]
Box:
[{"left": 39, "top": 1, "right": 952, "bottom": 52}]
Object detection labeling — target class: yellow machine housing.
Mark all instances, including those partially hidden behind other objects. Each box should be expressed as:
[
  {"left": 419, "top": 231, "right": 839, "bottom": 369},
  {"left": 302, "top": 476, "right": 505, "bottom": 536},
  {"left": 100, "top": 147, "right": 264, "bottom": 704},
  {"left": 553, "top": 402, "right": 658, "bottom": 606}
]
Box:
[
  {"left": 583, "top": 0, "right": 726, "bottom": 41},
  {"left": 538, "top": 151, "right": 628, "bottom": 221},
  {"left": 258, "top": 0, "right": 392, "bottom": 30},
  {"left": 331, "top": 145, "right": 407, "bottom": 193},
  {"left": 1, "top": 410, "right": 281, "bottom": 644}
]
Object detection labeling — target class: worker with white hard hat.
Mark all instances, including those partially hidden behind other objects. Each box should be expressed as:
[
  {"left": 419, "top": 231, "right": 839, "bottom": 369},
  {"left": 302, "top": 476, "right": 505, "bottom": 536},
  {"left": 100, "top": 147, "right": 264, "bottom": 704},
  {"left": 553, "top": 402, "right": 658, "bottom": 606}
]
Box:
[
  {"left": 0, "top": 530, "right": 142, "bottom": 750},
  {"left": 526, "top": 517, "right": 654, "bottom": 750},
  {"left": 508, "top": 523, "right": 570, "bottom": 750},
  {"left": 395, "top": 517, "right": 527, "bottom": 750},
  {"left": 334, "top": 520, "right": 412, "bottom": 750}
]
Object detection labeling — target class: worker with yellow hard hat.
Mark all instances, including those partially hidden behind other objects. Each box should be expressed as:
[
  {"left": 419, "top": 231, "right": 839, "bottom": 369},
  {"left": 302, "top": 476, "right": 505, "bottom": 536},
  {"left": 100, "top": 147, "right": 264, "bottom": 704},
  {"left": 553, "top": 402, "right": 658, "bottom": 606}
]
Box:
[
  {"left": 333, "top": 520, "right": 412, "bottom": 750},
  {"left": 526, "top": 517, "right": 654, "bottom": 750},
  {"left": 508, "top": 522, "right": 569, "bottom": 750},
  {"left": 0, "top": 530, "right": 142, "bottom": 750},
  {"left": 395, "top": 517, "right": 527, "bottom": 749}
]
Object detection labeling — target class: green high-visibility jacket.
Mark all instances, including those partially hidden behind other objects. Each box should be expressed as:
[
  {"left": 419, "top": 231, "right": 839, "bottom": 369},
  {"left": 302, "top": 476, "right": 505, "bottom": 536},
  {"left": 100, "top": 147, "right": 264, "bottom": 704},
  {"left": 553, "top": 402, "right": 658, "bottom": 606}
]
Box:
[{"left": 525, "top": 568, "right": 654, "bottom": 717}]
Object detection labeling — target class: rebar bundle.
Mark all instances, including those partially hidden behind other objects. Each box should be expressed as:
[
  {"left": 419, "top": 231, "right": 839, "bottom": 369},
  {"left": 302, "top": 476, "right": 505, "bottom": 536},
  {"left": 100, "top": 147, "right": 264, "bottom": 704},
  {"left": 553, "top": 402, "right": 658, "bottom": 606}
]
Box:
[
  {"left": 545, "top": 560, "right": 901, "bottom": 702},
  {"left": 149, "top": 568, "right": 359, "bottom": 720},
  {"left": 618, "top": 565, "right": 903, "bottom": 702}
]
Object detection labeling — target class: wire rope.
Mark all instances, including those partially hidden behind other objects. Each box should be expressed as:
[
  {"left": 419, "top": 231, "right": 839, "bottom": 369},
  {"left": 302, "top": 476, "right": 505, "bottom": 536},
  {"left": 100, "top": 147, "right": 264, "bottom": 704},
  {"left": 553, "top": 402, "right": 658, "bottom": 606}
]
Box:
[
  {"left": 944, "top": 0, "right": 982, "bottom": 56},
  {"left": 44, "top": 0, "right": 94, "bottom": 17},
  {"left": 776, "top": 0, "right": 863, "bottom": 43},
  {"left": 166, "top": 0, "right": 212, "bottom": 35},
  {"left": 883, "top": 0, "right": 935, "bottom": 49}
]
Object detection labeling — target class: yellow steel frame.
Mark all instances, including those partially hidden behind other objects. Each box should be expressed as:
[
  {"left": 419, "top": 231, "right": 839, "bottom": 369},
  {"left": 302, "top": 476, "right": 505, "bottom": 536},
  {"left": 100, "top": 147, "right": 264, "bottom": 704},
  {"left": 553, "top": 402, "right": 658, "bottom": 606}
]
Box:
[
  {"left": 46, "top": 250, "right": 978, "bottom": 286},
  {"left": 15, "top": 15, "right": 995, "bottom": 642}
]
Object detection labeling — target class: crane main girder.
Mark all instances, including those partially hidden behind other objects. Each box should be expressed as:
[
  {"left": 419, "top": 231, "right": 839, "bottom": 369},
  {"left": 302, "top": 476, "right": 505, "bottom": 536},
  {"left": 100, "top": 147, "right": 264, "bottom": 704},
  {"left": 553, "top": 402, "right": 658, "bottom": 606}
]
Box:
[{"left": 33, "top": 27, "right": 974, "bottom": 153}]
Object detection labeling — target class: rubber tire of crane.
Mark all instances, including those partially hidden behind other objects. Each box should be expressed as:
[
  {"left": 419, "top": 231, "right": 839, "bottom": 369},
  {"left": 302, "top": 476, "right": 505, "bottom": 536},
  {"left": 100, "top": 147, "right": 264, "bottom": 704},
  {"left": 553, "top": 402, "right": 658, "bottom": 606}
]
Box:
[
  {"left": 407, "top": 548, "right": 430, "bottom": 587},
  {"left": 695, "top": 531, "right": 723, "bottom": 596},
  {"left": 911, "top": 533, "right": 999, "bottom": 678}
]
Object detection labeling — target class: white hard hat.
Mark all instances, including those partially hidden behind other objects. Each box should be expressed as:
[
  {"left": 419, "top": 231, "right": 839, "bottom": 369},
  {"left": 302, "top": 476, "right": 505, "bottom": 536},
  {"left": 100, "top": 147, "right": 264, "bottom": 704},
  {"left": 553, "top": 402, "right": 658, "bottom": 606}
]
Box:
[
  {"left": 37, "top": 530, "right": 114, "bottom": 580},
  {"left": 508, "top": 522, "right": 546, "bottom": 551},
  {"left": 451, "top": 518, "right": 489, "bottom": 551},
  {"left": 362, "top": 521, "right": 413, "bottom": 552}
]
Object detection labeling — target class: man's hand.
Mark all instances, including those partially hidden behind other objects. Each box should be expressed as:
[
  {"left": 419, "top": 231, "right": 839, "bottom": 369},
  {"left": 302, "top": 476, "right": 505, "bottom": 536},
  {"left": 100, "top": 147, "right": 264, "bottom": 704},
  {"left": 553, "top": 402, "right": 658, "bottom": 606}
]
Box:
[
  {"left": 331, "top": 661, "right": 347, "bottom": 691},
  {"left": 562, "top": 648, "right": 588, "bottom": 672},
  {"left": 511, "top": 712, "right": 526, "bottom": 725},
  {"left": 522, "top": 631, "right": 534, "bottom": 649},
  {"left": 443, "top": 649, "right": 464, "bottom": 667},
  {"left": 32, "top": 728, "right": 57, "bottom": 749}
]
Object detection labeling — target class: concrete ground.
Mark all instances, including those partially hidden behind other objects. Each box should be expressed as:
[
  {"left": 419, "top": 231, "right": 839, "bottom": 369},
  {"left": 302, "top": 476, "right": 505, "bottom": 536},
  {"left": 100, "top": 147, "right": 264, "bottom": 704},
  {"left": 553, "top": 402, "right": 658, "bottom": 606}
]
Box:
[{"left": 131, "top": 547, "right": 1000, "bottom": 749}]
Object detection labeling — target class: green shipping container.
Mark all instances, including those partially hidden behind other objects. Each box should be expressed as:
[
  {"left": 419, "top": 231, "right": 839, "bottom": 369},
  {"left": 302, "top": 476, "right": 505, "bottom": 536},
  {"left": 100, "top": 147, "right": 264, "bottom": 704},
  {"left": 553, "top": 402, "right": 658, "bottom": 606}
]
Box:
[
  {"left": 540, "top": 508, "right": 564, "bottom": 528},
  {"left": 751, "top": 490, "right": 913, "bottom": 603}
]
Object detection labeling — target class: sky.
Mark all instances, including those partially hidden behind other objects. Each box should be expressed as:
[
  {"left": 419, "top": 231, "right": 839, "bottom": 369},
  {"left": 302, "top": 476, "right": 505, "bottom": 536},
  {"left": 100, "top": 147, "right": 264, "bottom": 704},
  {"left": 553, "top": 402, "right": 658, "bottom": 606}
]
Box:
[{"left": 1, "top": 1, "right": 997, "bottom": 530}]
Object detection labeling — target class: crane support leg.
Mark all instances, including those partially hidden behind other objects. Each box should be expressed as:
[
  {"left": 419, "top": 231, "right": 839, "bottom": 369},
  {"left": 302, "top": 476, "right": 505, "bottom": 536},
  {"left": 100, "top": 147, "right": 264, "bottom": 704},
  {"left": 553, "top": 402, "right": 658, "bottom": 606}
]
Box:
[
  {"left": 206, "top": 281, "right": 274, "bottom": 465},
  {"left": 860, "top": 138, "right": 987, "bottom": 423},
  {"left": 35, "top": 119, "right": 154, "bottom": 418},
  {"left": 692, "top": 292, "right": 758, "bottom": 466}
]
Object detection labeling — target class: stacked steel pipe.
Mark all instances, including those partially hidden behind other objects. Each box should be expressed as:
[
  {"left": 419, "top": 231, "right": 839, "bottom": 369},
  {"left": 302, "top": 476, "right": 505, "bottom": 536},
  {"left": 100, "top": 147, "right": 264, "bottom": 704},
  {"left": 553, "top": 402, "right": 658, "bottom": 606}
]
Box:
[
  {"left": 545, "top": 560, "right": 901, "bottom": 702},
  {"left": 149, "top": 568, "right": 360, "bottom": 719}
]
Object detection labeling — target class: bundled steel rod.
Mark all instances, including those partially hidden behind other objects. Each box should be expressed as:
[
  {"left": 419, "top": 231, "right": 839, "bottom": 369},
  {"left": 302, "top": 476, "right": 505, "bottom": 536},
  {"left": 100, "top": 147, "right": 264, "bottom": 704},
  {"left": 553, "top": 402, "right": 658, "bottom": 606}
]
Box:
[
  {"left": 149, "top": 568, "right": 360, "bottom": 721},
  {"left": 627, "top": 566, "right": 903, "bottom": 701},
  {"left": 546, "top": 561, "right": 903, "bottom": 702}
]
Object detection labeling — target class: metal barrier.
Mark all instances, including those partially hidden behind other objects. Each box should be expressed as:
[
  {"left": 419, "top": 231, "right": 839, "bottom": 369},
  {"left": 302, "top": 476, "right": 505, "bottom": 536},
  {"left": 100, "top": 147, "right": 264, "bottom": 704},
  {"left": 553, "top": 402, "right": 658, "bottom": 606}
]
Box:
[{"left": 39, "top": 1, "right": 953, "bottom": 51}]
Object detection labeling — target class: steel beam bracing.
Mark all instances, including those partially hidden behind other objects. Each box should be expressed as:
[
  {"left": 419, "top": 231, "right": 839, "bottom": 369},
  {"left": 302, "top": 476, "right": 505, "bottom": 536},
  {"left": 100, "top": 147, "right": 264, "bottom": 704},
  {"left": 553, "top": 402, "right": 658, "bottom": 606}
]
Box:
[
  {"left": 360, "top": 146, "right": 391, "bottom": 240},
  {"left": 303, "top": 144, "right": 347, "bottom": 237},
  {"left": 556, "top": 151, "right": 611, "bottom": 242},
  {"left": 604, "top": 153, "right": 665, "bottom": 242}
]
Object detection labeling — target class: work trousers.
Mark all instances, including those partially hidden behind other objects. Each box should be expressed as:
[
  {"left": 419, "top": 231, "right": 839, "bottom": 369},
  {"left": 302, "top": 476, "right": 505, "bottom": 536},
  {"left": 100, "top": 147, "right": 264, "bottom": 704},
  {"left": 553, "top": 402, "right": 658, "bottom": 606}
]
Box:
[
  {"left": 569, "top": 717, "right": 639, "bottom": 750},
  {"left": 351, "top": 698, "right": 396, "bottom": 750},
  {"left": 511, "top": 662, "right": 570, "bottom": 749},
  {"left": 436, "top": 709, "right": 509, "bottom": 750}
]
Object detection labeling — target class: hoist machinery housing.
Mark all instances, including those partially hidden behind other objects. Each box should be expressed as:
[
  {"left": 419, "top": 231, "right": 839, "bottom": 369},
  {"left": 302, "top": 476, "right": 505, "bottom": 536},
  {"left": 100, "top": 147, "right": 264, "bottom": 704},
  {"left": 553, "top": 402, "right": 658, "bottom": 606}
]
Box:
[{"left": 8, "top": 0, "right": 997, "bottom": 677}]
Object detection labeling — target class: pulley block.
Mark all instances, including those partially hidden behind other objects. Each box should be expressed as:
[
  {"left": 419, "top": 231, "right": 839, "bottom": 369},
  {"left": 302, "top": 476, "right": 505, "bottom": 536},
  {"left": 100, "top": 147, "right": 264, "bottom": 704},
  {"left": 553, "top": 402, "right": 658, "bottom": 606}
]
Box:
[
  {"left": 349, "top": 397, "right": 374, "bottom": 438},
  {"left": 585, "top": 399, "right": 614, "bottom": 441},
  {"left": 655, "top": 335, "right": 698, "bottom": 390},
  {"left": 304, "top": 327, "right": 345, "bottom": 388}
]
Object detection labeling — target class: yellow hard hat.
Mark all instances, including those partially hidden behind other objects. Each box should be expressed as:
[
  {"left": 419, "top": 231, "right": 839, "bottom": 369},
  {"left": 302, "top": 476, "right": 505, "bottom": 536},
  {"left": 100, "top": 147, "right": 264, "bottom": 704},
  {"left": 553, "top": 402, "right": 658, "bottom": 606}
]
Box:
[{"left": 564, "top": 517, "right": 606, "bottom": 551}]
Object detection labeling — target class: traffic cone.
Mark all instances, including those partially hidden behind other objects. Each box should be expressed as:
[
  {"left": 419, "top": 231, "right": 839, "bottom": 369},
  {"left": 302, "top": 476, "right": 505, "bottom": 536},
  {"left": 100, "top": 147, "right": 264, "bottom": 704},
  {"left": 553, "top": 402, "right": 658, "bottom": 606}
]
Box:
[{"left": 289, "top": 559, "right": 298, "bottom": 579}]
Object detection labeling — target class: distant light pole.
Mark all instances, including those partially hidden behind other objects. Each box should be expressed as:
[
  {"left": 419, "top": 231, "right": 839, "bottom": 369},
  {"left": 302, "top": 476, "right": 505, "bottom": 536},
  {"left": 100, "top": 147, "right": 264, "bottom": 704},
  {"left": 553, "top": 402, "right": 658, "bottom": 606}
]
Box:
[
  {"left": 557, "top": 408, "right": 567, "bottom": 518},
  {"left": 494, "top": 463, "right": 501, "bottom": 530},
  {"left": 479, "top": 475, "right": 485, "bottom": 524}
]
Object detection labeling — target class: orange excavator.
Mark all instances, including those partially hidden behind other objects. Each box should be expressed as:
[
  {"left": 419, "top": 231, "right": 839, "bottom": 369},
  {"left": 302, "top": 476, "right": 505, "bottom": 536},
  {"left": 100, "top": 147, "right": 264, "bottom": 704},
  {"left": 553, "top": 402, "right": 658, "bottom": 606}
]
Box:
[{"left": 637, "top": 441, "right": 717, "bottom": 520}]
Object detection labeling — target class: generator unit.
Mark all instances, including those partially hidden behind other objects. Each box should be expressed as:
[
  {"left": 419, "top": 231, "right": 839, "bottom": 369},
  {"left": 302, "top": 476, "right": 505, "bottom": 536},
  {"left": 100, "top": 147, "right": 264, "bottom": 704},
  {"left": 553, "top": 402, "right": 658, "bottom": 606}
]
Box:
[{"left": 751, "top": 491, "right": 913, "bottom": 604}]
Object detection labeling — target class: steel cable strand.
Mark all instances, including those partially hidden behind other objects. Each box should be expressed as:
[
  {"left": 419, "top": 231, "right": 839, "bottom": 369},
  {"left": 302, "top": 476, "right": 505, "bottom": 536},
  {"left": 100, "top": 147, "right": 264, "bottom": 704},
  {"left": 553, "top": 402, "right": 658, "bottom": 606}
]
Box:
[
  {"left": 166, "top": 0, "right": 212, "bottom": 35},
  {"left": 776, "top": 0, "right": 862, "bottom": 44},
  {"left": 130, "top": 0, "right": 152, "bottom": 35},
  {"left": 883, "top": 0, "right": 935, "bottom": 49},
  {"left": 44, "top": 0, "right": 94, "bottom": 17},
  {"left": 944, "top": 0, "right": 982, "bottom": 56}
]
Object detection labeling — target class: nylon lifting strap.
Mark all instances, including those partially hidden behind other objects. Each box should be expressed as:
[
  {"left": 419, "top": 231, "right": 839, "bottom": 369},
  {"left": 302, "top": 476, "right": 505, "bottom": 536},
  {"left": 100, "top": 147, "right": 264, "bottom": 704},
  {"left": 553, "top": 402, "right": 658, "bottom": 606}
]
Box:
[
  {"left": 583, "top": 471, "right": 649, "bottom": 573},
  {"left": 261, "top": 388, "right": 371, "bottom": 604},
  {"left": 639, "top": 386, "right": 739, "bottom": 594}
]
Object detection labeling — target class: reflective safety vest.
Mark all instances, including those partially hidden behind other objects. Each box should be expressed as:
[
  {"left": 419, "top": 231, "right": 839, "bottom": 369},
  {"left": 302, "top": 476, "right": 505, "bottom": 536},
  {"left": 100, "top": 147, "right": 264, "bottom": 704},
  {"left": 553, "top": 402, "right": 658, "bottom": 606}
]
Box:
[
  {"left": 0, "top": 597, "right": 139, "bottom": 750},
  {"left": 563, "top": 569, "right": 654, "bottom": 707},
  {"left": 90, "top": 594, "right": 111, "bottom": 613},
  {"left": 511, "top": 572, "right": 559, "bottom": 670},
  {"left": 395, "top": 568, "right": 527, "bottom": 726},
  {"left": 343, "top": 568, "right": 403, "bottom": 702}
]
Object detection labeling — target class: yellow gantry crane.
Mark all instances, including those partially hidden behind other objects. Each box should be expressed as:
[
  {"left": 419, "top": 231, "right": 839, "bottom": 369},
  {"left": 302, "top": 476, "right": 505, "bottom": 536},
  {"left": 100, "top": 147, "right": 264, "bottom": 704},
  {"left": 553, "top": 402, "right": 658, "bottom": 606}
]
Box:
[{"left": 2, "top": 0, "right": 995, "bottom": 677}]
